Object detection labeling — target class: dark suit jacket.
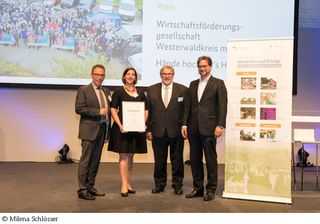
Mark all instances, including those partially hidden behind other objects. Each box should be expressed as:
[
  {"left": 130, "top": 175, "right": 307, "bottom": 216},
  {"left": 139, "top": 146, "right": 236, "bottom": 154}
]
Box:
[
  {"left": 147, "top": 82, "right": 187, "bottom": 138},
  {"left": 183, "top": 76, "right": 227, "bottom": 136},
  {"left": 75, "top": 84, "right": 111, "bottom": 141}
]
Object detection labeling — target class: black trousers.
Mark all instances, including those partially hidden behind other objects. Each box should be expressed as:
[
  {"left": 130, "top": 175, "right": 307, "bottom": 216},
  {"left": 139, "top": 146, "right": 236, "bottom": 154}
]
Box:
[
  {"left": 188, "top": 133, "right": 217, "bottom": 192},
  {"left": 78, "top": 123, "right": 106, "bottom": 192},
  {"left": 152, "top": 132, "right": 184, "bottom": 189}
]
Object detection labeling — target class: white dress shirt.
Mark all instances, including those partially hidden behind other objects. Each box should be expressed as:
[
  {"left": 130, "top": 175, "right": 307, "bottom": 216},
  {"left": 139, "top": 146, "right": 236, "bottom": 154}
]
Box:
[
  {"left": 197, "top": 75, "right": 211, "bottom": 102},
  {"left": 161, "top": 82, "right": 173, "bottom": 107}
]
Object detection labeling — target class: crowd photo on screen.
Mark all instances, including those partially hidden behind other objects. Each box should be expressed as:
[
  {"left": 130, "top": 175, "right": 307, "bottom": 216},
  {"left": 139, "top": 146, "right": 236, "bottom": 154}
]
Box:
[{"left": 0, "top": 0, "right": 142, "bottom": 78}]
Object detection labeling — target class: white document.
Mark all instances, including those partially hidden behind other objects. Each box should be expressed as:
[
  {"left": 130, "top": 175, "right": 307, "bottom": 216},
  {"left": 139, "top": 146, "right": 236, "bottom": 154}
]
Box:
[{"left": 122, "top": 101, "right": 145, "bottom": 132}]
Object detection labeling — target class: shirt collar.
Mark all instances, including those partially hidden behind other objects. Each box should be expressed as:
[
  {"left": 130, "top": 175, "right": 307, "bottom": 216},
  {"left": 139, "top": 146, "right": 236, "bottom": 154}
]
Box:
[
  {"left": 92, "top": 82, "right": 101, "bottom": 89},
  {"left": 162, "top": 82, "right": 173, "bottom": 89},
  {"left": 199, "top": 74, "right": 211, "bottom": 83}
]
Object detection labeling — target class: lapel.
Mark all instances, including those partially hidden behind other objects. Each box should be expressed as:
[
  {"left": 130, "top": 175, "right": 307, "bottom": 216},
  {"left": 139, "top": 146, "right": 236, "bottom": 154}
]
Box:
[
  {"left": 88, "top": 84, "right": 100, "bottom": 108},
  {"left": 156, "top": 83, "right": 166, "bottom": 109},
  {"left": 167, "top": 82, "right": 179, "bottom": 109},
  {"left": 194, "top": 79, "right": 200, "bottom": 102},
  {"left": 102, "top": 87, "right": 110, "bottom": 104},
  {"left": 199, "top": 76, "right": 213, "bottom": 104}
]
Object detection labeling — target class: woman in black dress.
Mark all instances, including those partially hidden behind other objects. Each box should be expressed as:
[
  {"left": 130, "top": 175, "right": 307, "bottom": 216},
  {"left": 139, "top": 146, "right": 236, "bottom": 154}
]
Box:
[{"left": 108, "top": 67, "right": 149, "bottom": 197}]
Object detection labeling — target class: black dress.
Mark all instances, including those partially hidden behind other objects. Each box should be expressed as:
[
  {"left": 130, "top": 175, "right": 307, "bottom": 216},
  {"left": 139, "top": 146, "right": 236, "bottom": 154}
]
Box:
[{"left": 108, "top": 87, "right": 148, "bottom": 154}]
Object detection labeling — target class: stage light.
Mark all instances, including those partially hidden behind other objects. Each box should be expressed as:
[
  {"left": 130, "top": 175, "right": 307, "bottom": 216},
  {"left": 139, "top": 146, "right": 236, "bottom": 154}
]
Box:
[
  {"left": 57, "top": 144, "right": 74, "bottom": 164},
  {"left": 297, "top": 146, "right": 313, "bottom": 167}
]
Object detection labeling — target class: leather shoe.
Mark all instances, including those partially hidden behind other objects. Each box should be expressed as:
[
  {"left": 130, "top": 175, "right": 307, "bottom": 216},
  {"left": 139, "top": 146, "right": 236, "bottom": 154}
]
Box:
[
  {"left": 78, "top": 191, "right": 96, "bottom": 200},
  {"left": 185, "top": 189, "right": 204, "bottom": 198},
  {"left": 121, "top": 192, "right": 129, "bottom": 197},
  {"left": 128, "top": 189, "right": 136, "bottom": 194},
  {"left": 174, "top": 187, "right": 183, "bottom": 195},
  {"left": 152, "top": 186, "right": 165, "bottom": 193},
  {"left": 203, "top": 192, "right": 215, "bottom": 201},
  {"left": 88, "top": 188, "right": 105, "bottom": 197}
]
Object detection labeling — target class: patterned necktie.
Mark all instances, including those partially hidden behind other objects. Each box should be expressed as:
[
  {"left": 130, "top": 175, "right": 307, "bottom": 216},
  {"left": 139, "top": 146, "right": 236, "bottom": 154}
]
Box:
[
  {"left": 98, "top": 88, "right": 106, "bottom": 109},
  {"left": 163, "top": 85, "right": 169, "bottom": 108}
]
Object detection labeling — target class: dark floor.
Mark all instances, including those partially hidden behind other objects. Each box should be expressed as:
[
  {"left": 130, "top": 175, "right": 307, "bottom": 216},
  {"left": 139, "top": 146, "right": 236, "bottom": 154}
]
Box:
[{"left": 0, "top": 162, "right": 319, "bottom": 212}]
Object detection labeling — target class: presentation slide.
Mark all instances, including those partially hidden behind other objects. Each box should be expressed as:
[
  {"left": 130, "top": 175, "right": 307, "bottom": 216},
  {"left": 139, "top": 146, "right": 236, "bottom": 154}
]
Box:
[
  {"left": 299, "top": 0, "right": 320, "bottom": 29},
  {"left": 293, "top": 0, "right": 320, "bottom": 116},
  {"left": 0, "top": 0, "right": 295, "bottom": 86}
]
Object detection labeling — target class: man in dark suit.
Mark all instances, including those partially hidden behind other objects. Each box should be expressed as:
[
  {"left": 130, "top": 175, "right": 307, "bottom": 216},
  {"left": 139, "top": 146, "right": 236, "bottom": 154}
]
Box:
[
  {"left": 147, "top": 65, "right": 187, "bottom": 195},
  {"left": 75, "top": 64, "right": 111, "bottom": 200},
  {"left": 182, "top": 56, "right": 227, "bottom": 201}
]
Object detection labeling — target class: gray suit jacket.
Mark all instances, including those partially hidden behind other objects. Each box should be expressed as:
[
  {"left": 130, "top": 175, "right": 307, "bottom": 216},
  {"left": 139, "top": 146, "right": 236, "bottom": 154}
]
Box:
[
  {"left": 75, "top": 84, "right": 111, "bottom": 141},
  {"left": 183, "top": 76, "right": 227, "bottom": 136},
  {"left": 147, "top": 82, "right": 187, "bottom": 138}
]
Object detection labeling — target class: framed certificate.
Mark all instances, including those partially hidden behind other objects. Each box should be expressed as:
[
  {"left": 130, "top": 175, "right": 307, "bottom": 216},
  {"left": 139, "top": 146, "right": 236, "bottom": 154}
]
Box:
[{"left": 122, "top": 101, "right": 145, "bottom": 132}]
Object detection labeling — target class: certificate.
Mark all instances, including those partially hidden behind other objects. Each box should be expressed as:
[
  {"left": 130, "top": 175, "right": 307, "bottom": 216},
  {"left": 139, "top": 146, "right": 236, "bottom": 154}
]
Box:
[{"left": 122, "top": 101, "right": 145, "bottom": 132}]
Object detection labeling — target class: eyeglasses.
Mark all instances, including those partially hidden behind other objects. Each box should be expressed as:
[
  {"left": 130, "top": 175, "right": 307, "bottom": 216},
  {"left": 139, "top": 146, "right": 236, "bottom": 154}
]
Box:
[
  {"left": 198, "top": 65, "right": 210, "bottom": 68},
  {"left": 161, "top": 73, "right": 174, "bottom": 76},
  {"left": 92, "top": 73, "right": 105, "bottom": 76}
]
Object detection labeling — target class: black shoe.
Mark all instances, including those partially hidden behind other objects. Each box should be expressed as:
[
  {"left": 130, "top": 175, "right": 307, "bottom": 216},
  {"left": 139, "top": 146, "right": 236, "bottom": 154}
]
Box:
[
  {"left": 185, "top": 189, "right": 204, "bottom": 198},
  {"left": 128, "top": 189, "right": 136, "bottom": 194},
  {"left": 152, "top": 186, "right": 165, "bottom": 194},
  {"left": 88, "top": 188, "right": 106, "bottom": 197},
  {"left": 121, "top": 192, "right": 129, "bottom": 197},
  {"left": 174, "top": 187, "right": 183, "bottom": 195},
  {"left": 78, "top": 191, "right": 96, "bottom": 200},
  {"left": 203, "top": 192, "right": 215, "bottom": 201}
]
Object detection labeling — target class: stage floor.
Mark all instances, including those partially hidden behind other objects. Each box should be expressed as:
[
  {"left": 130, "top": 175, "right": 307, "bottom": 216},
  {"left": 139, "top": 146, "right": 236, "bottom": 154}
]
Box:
[{"left": 0, "top": 162, "right": 319, "bottom": 212}]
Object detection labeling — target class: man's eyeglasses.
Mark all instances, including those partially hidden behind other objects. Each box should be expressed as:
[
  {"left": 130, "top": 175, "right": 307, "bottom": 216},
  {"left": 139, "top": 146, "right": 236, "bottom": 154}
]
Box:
[{"left": 92, "top": 73, "right": 105, "bottom": 76}]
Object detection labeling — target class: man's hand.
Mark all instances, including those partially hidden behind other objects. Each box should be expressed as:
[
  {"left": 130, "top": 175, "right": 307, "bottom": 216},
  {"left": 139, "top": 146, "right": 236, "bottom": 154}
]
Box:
[
  {"left": 214, "top": 126, "right": 224, "bottom": 138},
  {"left": 146, "top": 132, "right": 152, "bottom": 141},
  {"left": 181, "top": 126, "right": 188, "bottom": 139},
  {"left": 100, "top": 108, "right": 107, "bottom": 115}
]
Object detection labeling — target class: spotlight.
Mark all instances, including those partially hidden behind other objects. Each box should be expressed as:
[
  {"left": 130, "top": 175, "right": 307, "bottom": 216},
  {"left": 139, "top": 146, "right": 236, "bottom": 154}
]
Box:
[
  {"left": 57, "top": 144, "right": 74, "bottom": 164},
  {"left": 297, "top": 145, "right": 313, "bottom": 167}
]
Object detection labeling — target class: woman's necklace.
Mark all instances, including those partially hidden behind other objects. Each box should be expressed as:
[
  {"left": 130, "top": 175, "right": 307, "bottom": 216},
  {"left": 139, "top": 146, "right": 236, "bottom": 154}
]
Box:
[
  {"left": 124, "top": 85, "right": 138, "bottom": 97},
  {"left": 124, "top": 85, "right": 136, "bottom": 93}
]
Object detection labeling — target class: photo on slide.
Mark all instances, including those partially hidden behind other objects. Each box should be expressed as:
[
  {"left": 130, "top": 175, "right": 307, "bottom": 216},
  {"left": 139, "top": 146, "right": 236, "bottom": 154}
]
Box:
[
  {"left": 259, "top": 129, "right": 276, "bottom": 141},
  {"left": 0, "top": 0, "right": 143, "bottom": 79},
  {"left": 241, "top": 77, "right": 256, "bottom": 90},
  {"left": 240, "top": 97, "right": 256, "bottom": 105},
  {"left": 260, "top": 92, "right": 276, "bottom": 105},
  {"left": 240, "top": 129, "right": 256, "bottom": 142},
  {"left": 261, "top": 77, "right": 277, "bottom": 90},
  {"left": 240, "top": 107, "right": 256, "bottom": 120},
  {"left": 260, "top": 107, "right": 276, "bottom": 120}
]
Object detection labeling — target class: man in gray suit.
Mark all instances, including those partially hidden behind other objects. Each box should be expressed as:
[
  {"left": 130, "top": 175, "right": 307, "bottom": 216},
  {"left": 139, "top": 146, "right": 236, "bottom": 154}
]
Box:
[
  {"left": 182, "top": 56, "right": 227, "bottom": 201},
  {"left": 147, "top": 65, "right": 187, "bottom": 195},
  {"left": 75, "top": 64, "right": 111, "bottom": 200}
]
